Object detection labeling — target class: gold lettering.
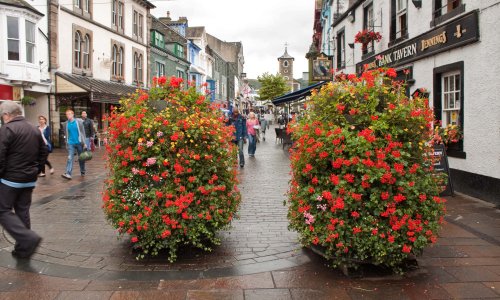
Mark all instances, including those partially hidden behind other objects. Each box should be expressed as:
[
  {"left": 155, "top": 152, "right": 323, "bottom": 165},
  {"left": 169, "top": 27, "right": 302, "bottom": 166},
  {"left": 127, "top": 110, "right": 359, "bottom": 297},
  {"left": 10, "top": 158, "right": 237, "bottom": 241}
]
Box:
[{"left": 421, "top": 31, "right": 447, "bottom": 51}]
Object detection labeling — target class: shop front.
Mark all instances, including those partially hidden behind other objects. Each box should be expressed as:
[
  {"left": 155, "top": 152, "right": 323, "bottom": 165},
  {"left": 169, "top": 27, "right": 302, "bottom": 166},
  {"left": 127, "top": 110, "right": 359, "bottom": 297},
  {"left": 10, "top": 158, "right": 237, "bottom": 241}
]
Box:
[{"left": 53, "top": 72, "right": 139, "bottom": 146}]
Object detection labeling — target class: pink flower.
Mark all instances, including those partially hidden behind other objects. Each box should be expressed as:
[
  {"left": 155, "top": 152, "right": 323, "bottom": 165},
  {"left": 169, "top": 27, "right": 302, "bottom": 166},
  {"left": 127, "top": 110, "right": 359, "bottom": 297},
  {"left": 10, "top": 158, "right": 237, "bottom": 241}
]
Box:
[
  {"left": 146, "top": 141, "right": 154, "bottom": 148},
  {"left": 157, "top": 131, "right": 164, "bottom": 137},
  {"left": 146, "top": 157, "right": 157, "bottom": 166},
  {"left": 131, "top": 167, "right": 139, "bottom": 175}
]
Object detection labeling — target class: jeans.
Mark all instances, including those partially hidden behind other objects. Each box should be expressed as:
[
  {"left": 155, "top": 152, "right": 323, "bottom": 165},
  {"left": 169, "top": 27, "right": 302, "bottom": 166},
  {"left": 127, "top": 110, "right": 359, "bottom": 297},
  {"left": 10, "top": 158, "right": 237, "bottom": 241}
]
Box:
[
  {"left": 84, "top": 137, "right": 92, "bottom": 150},
  {"left": 248, "top": 134, "right": 257, "bottom": 155},
  {"left": 237, "top": 139, "right": 245, "bottom": 166},
  {"left": 0, "top": 183, "right": 40, "bottom": 255},
  {"left": 66, "top": 143, "right": 85, "bottom": 176}
]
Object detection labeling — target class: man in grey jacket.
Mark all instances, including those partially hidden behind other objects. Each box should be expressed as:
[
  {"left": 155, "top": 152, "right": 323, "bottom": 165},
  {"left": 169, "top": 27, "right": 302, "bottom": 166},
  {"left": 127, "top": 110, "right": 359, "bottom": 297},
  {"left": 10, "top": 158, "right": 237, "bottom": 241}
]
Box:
[
  {"left": 61, "top": 109, "right": 87, "bottom": 180},
  {"left": 0, "top": 101, "right": 46, "bottom": 258}
]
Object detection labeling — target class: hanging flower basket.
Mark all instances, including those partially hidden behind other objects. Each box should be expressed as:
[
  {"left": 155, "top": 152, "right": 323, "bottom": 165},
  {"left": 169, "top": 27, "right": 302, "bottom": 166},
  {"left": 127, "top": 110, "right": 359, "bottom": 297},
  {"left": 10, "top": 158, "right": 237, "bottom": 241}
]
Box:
[
  {"left": 21, "top": 96, "right": 36, "bottom": 106},
  {"left": 354, "top": 30, "right": 382, "bottom": 50}
]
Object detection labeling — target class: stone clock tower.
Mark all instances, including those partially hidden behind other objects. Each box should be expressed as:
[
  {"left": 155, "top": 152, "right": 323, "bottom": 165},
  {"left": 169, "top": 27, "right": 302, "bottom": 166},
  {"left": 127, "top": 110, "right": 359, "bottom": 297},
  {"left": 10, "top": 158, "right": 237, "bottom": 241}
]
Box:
[{"left": 278, "top": 45, "right": 294, "bottom": 89}]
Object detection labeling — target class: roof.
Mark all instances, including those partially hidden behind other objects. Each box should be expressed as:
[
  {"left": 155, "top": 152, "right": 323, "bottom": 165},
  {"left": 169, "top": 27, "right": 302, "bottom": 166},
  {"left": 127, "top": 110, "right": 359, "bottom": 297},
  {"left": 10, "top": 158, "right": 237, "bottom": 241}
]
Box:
[
  {"left": 186, "top": 27, "right": 205, "bottom": 38},
  {"left": 0, "top": 0, "right": 43, "bottom": 16},
  {"left": 55, "top": 72, "right": 140, "bottom": 104},
  {"left": 272, "top": 81, "right": 326, "bottom": 106},
  {"left": 278, "top": 47, "right": 294, "bottom": 60},
  {"left": 133, "top": 0, "right": 155, "bottom": 9}
]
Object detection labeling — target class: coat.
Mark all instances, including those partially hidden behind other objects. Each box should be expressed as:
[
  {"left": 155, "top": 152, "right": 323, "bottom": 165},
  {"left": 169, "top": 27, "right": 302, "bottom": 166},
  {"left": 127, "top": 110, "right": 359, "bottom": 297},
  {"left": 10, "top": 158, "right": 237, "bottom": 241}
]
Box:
[
  {"left": 228, "top": 115, "right": 247, "bottom": 141},
  {"left": 62, "top": 118, "right": 86, "bottom": 147},
  {"left": 0, "top": 116, "right": 48, "bottom": 183}
]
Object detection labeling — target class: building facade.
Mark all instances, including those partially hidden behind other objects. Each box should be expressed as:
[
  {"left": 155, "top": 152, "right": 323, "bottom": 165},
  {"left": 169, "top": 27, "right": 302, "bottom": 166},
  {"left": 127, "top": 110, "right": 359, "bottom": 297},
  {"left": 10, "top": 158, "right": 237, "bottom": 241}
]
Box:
[
  {"left": 321, "top": 0, "right": 500, "bottom": 203},
  {"left": 186, "top": 26, "right": 208, "bottom": 92},
  {"left": 0, "top": 0, "right": 51, "bottom": 125},
  {"left": 150, "top": 17, "right": 189, "bottom": 82},
  {"left": 48, "top": 0, "right": 154, "bottom": 144}
]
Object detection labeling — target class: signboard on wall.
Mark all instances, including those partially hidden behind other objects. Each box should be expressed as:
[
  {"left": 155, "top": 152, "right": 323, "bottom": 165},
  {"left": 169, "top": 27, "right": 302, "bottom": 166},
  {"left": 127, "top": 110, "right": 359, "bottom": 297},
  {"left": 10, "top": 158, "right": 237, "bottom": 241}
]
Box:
[
  {"left": 356, "top": 10, "right": 479, "bottom": 73},
  {"left": 312, "top": 53, "right": 333, "bottom": 81}
]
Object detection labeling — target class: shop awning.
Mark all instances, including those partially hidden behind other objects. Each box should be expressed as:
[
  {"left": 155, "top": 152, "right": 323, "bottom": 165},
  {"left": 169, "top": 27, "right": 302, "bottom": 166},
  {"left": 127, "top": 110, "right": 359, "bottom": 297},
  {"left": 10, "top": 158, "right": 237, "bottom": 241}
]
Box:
[
  {"left": 272, "top": 81, "right": 327, "bottom": 106},
  {"left": 55, "top": 72, "right": 141, "bottom": 103}
]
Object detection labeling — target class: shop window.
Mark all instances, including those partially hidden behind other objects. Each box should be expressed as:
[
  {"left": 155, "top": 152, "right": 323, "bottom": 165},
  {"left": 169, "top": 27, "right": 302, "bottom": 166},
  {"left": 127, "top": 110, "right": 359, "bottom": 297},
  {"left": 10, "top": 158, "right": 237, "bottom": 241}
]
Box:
[
  {"left": 111, "top": 41, "right": 124, "bottom": 80},
  {"left": 433, "top": 61, "right": 465, "bottom": 158},
  {"left": 432, "top": 0, "right": 464, "bottom": 26},
  {"left": 363, "top": 3, "right": 374, "bottom": 56},
  {"left": 73, "top": 26, "right": 92, "bottom": 74},
  {"left": 7, "top": 16, "right": 19, "bottom": 61},
  {"left": 336, "top": 29, "right": 345, "bottom": 69}
]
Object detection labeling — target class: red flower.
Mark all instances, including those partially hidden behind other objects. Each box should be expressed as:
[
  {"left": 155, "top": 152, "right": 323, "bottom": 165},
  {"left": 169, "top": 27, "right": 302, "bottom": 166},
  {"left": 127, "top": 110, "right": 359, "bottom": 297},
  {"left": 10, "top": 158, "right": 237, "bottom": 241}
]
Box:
[
  {"left": 131, "top": 237, "right": 138, "bottom": 243},
  {"left": 330, "top": 174, "right": 339, "bottom": 185},
  {"left": 402, "top": 244, "right": 411, "bottom": 253},
  {"left": 386, "top": 68, "right": 397, "bottom": 78},
  {"left": 351, "top": 211, "right": 360, "bottom": 218},
  {"left": 343, "top": 174, "right": 355, "bottom": 183},
  {"left": 171, "top": 132, "right": 179, "bottom": 141}
]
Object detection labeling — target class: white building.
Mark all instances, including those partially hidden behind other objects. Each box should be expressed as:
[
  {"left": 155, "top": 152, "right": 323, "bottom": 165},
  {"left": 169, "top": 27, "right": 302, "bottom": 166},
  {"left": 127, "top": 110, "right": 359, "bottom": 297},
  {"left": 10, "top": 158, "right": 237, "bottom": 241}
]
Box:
[
  {"left": 186, "top": 26, "right": 208, "bottom": 92},
  {"left": 0, "top": 0, "right": 51, "bottom": 124},
  {"left": 326, "top": 0, "right": 500, "bottom": 203},
  {"left": 47, "top": 0, "right": 154, "bottom": 144}
]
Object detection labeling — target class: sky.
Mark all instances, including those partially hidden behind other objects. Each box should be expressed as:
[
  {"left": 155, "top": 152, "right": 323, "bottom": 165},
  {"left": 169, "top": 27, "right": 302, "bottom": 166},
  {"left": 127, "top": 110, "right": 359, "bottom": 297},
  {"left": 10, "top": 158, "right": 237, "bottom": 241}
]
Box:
[{"left": 152, "top": 0, "right": 314, "bottom": 80}]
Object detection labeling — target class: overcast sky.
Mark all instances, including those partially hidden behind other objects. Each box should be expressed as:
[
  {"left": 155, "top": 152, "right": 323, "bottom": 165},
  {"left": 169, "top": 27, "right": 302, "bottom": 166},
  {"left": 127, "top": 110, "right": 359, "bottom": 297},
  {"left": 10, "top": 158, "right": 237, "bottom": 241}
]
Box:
[{"left": 152, "top": 0, "right": 314, "bottom": 80}]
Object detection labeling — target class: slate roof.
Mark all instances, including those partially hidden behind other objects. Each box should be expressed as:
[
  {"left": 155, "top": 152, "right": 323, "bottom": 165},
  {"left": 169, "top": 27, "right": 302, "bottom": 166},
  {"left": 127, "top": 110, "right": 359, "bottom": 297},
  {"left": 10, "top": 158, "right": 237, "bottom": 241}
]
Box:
[
  {"left": 279, "top": 47, "right": 294, "bottom": 60},
  {"left": 186, "top": 27, "right": 205, "bottom": 38}
]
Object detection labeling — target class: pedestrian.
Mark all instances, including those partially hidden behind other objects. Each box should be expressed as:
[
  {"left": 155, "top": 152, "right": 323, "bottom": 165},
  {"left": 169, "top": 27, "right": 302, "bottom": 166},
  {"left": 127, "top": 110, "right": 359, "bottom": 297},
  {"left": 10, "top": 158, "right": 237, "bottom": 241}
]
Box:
[
  {"left": 81, "top": 111, "right": 94, "bottom": 150},
  {"left": 61, "top": 109, "right": 87, "bottom": 180},
  {"left": 246, "top": 112, "right": 260, "bottom": 157},
  {"left": 37, "top": 115, "right": 54, "bottom": 177},
  {"left": 259, "top": 115, "right": 269, "bottom": 141},
  {"left": 0, "top": 101, "right": 46, "bottom": 259},
  {"left": 227, "top": 109, "right": 247, "bottom": 168}
]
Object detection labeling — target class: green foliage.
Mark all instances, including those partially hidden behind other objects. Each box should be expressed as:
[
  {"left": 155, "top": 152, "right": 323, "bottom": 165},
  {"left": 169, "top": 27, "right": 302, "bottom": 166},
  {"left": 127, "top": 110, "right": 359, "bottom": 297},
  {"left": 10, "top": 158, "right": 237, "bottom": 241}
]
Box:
[
  {"left": 103, "top": 76, "right": 241, "bottom": 262},
  {"left": 257, "top": 72, "right": 291, "bottom": 101},
  {"left": 286, "top": 69, "right": 447, "bottom": 273}
]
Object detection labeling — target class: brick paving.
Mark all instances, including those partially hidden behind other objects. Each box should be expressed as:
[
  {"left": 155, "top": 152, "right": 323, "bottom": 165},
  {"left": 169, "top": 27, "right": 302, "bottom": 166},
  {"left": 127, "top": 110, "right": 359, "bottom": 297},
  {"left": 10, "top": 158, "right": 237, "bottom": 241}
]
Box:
[{"left": 0, "top": 126, "right": 498, "bottom": 299}]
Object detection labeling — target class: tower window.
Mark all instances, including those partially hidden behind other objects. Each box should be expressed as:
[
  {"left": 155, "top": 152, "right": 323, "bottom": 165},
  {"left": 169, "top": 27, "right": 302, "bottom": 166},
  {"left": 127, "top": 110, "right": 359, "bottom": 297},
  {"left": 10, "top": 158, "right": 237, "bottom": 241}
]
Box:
[{"left": 283, "top": 61, "right": 289, "bottom": 67}]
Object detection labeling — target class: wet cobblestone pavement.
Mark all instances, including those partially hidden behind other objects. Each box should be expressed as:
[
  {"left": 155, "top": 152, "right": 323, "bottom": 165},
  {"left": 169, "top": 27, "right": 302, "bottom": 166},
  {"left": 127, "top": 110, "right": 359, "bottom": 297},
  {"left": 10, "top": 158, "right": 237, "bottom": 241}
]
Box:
[{"left": 0, "top": 127, "right": 499, "bottom": 299}]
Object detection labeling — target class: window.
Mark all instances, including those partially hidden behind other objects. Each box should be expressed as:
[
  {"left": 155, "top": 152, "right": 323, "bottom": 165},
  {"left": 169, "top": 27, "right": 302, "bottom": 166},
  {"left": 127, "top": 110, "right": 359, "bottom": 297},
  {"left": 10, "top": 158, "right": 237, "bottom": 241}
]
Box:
[
  {"left": 174, "top": 44, "right": 184, "bottom": 58},
  {"left": 7, "top": 16, "right": 19, "bottom": 61},
  {"left": 138, "top": 14, "right": 143, "bottom": 39},
  {"left": 433, "top": 0, "right": 464, "bottom": 26},
  {"left": 363, "top": 3, "right": 374, "bottom": 54},
  {"left": 283, "top": 61, "right": 289, "bottom": 67},
  {"left": 132, "top": 50, "right": 143, "bottom": 85},
  {"left": 118, "top": 2, "right": 124, "bottom": 30},
  {"left": 133, "top": 11, "right": 138, "bottom": 36},
  {"left": 74, "top": 0, "right": 81, "bottom": 9},
  {"left": 74, "top": 31, "right": 81, "bottom": 68},
  {"left": 177, "top": 70, "right": 184, "bottom": 79},
  {"left": 82, "top": 34, "right": 90, "bottom": 69},
  {"left": 396, "top": 0, "right": 408, "bottom": 39},
  {"left": 74, "top": 0, "right": 91, "bottom": 17},
  {"left": 153, "top": 31, "right": 164, "bottom": 48},
  {"left": 336, "top": 29, "right": 345, "bottom": 69},
  {"left": 25, "top": 21, "right": 35, "bottom": 63},
  {"left": 156, "top": 62, "right": 165, "bottom": 77},
  {"left": 73, "top": 27, "right": 92, "bottom": 73},
  {"left": 111, "top": 42, "right": 124, "bottom": 79},
  {"left": 441, "top": 71, "right": 461, "bottom": 126},
  {"left": 84, "top": 0, "right": 90, "bottom": 12},
  {"left": 112, "top": 0, "right": 124, "bottom": 31},
  {"left": 433, "top": 61, "right": 464, "bottom": 157}
]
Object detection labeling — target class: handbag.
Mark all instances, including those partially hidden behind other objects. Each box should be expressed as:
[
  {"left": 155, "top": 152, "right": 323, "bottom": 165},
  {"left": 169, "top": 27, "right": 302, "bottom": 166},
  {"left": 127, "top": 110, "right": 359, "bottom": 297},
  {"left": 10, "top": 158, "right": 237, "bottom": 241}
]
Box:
[
  {"left": 253, "top": 125, "right": 261, "bottom": 130},
  {"left": 79, "top": 150, "right": 93, "bottom": 161}
]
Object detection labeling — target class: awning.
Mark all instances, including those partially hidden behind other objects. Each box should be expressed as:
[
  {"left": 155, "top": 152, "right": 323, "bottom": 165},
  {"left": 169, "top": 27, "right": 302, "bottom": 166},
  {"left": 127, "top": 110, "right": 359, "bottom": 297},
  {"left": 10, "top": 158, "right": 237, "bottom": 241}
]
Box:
[
  {"left": 272, "top": 81, "right": 327, "bottom": 106},
  {"left": 55, "top": 72, "right": 140, "bottom": 103},
  {"left": 189, "top": 64, "right": 205, "bottom": 75}
]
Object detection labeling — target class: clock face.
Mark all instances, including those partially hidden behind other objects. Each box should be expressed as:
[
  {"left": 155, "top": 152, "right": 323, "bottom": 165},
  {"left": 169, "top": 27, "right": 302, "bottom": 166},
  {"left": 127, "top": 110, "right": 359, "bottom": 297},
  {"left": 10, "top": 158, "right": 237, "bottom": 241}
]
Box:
[{"left": 284, "top": 69, "right": 288, "bottom": 73}]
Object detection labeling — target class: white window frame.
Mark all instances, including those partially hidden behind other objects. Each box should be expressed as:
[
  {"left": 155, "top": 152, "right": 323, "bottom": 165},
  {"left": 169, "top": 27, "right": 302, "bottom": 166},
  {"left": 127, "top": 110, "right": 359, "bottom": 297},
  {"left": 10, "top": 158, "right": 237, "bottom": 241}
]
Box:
[
  {"left": 441, "top": 71, "right": 461, "bottom": 126},
  {"left": 156, "top": 61, "right": 165, "bottom": 77},
  {"left": 138, "top": 14, "right": 143, "bottom": 39},
  {"left": 7, "top": 16, "right": 20, "bottom": 61},
  {"left": 133, "top": 10, "right": 138, "bottom": 36},
  {"left": 82, "top": 34, "right": 90, "bottom": 69},
  {"left": 74, "top": 31, "right": 82, "bottom": 68},
  {"left": 118, "top": 47, "right": 123, "bottom": 77},
  {"left": 112, "top": 45, "right": 118, "bottom": 76},
  {"left": 112, "top": 0, "right": 117, "bottom": 25},
  {"left": 84, "top": 0, "right": 90, "bottom": 12},
  {"left": 396, "top": 0, "right": 408, "bottom": 39},
  {"left": 118, "top": 1, "right": 124, "bottom": 30},
  {"left": 25, "top": 20, "right": 36, "bottom": 64}
]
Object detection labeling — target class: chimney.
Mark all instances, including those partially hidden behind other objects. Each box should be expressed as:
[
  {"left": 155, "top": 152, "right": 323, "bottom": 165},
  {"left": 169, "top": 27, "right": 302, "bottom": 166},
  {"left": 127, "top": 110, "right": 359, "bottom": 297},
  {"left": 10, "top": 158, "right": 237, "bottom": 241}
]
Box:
[{"left": 165, "top": 11, "right": 171, "bottom": 21}]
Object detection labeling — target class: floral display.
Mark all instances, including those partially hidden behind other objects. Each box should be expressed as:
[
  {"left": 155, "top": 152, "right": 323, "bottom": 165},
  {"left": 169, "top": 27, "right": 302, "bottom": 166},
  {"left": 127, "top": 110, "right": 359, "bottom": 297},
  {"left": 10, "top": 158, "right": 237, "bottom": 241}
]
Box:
[
  {"left": 102, "top": 76, "right": 241, "bottom": 261},
  {"left": 286, "top": 68, "right": 447, "bottom": 273},
  {"left": 354, "top": 30, "right": 382, "bottom": 50},
  {"left": 432, "top": 123, "right": 463, "bottom": 146}
]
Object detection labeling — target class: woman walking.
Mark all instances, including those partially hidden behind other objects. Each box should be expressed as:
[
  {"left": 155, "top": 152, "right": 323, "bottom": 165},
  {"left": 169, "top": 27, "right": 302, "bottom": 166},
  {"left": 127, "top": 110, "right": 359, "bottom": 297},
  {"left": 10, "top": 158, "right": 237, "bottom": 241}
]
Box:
[
  {"left": 246, "top": 112, "right": 260, "bottom": 157},
  {"left": 38, "top": 116, "right": 54, "bottom": 177}
]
